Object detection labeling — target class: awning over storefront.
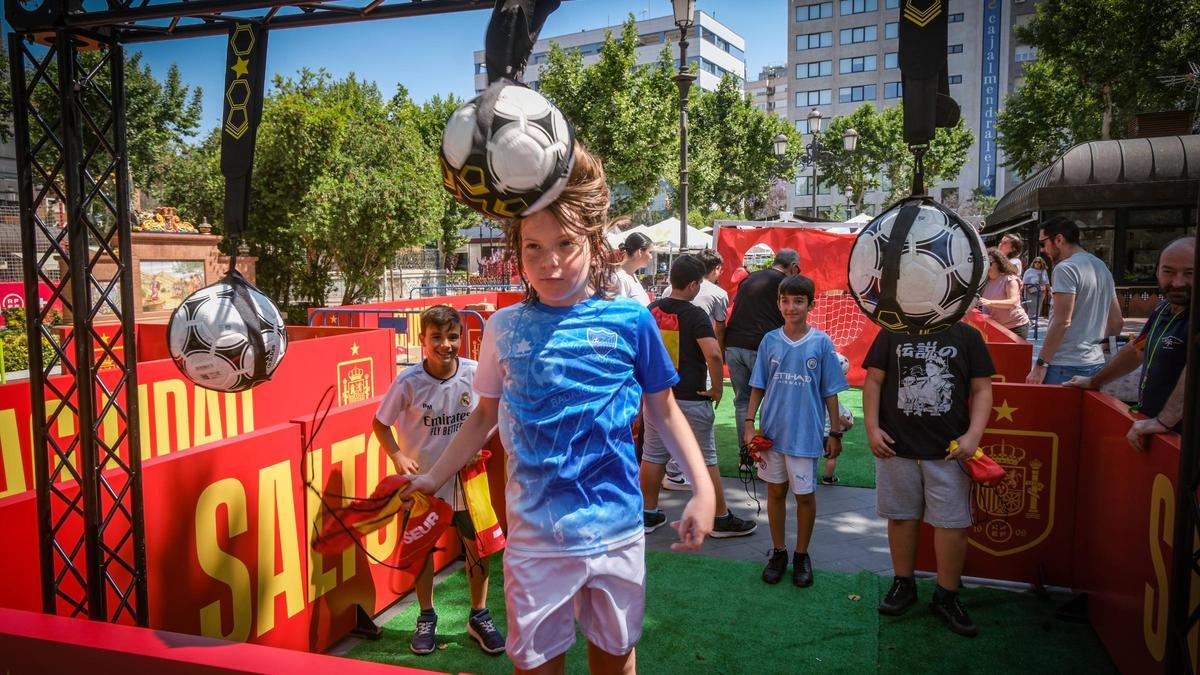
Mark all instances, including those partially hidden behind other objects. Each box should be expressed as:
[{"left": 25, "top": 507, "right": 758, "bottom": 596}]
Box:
[{"left": 985, "top": 135, "right": 1200, "bottom": 233}]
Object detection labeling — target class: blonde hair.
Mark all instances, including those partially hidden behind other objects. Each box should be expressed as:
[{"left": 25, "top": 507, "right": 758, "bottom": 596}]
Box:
[{"left": 505, "top": 143, "right": 619, "bottom": 303}]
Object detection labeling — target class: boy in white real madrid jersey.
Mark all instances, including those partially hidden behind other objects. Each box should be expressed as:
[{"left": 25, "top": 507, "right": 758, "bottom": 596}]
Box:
[{"left": 372, "top": 305, "right": 505, "bottom": 657}]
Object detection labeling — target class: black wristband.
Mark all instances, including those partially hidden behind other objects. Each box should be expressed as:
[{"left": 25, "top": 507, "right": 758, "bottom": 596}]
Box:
[{"left": 744, "top": 418, "right": 755, "bottom": 423}]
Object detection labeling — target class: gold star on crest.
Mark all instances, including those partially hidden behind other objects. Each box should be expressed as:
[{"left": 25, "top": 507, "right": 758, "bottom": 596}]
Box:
[
  {"left": 993, "top": 400, "right": 1017, "bottom": 422},
  {"left": 231, "top": 57, "right": 250, "bottom": 78},
  {"left": 350, "top": 342, "right": 360, "bottom": 356}
]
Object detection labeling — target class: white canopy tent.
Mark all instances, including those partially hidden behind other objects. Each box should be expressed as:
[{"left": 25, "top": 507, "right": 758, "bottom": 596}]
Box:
[{"left": 641, "top": 217, "right": 713, "bottom": 250}]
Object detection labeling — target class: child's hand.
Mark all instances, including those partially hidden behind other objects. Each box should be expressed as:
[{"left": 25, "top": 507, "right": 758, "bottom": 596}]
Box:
[
  {"left": 840, "top": 414, "right": 854, "bottom": 430},
  {"left": 824, "top": 436, "right": 842, "bottom": 459},
  {"left": 391, "top": 454, "right": 420, "bottom": 475},
  {"left": 671, "top": 496, "right": 714, "bottom": 552},
  {"left": 697, "top": 386, "right": 722, "bottom": 407},
  {"left": 742, "top": 424, "right": 758, "bottom": 449},
  {"left": 397, "top": 473, "right": 438, "bottom": 508},
  {"left": 867, "top": 427, "right": 896, "bottom": 458},
  {"left": 947, "top": 435, "right": 979, "bottom": 461}
]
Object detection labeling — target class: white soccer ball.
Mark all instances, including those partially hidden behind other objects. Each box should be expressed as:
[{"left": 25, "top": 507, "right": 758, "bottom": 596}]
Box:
[
  {"left": 167, "top": 274, "right": 288, "bottom": 392},
  {"left": 835, "top": 352, "right": 850, "bottom": 375},
  {"left": 848, "top": 199, "right": 985, "bottom": 334},
  {"left": 440, "top": 82, "right": 574, "bottom": 219}
]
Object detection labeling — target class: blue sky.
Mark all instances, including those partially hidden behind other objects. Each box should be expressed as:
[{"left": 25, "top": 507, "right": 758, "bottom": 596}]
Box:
[{"left": 124, "top": 0, "right": 784, "bottom": 135}]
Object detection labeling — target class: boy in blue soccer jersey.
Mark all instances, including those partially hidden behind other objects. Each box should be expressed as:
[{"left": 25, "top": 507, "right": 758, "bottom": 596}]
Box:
[
  {"left": 744, "top": 275, "right": 848, "bottom": 587},
  {"left": 400, "top": 144, "right": 715, "bottom": 674}
]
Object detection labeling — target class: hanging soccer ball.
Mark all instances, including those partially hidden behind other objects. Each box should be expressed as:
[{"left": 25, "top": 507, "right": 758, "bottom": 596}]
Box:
[
  {"left": 847, "top": 197, "right": 985, "bottom": 334},
  {"left": 440, "top": 80, "right": 574, "bottom": 219},
  {"left": 167, "top": 272, "right": 288, "bottom": 392}
]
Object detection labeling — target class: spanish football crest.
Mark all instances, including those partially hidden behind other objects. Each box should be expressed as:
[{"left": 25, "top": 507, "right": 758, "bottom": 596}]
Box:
[
  {"left": 970, "top": 431, "right": 1055, "bottom": 556},
  {"left": 337, "top": 358, "right": 374, "bottom": 406}
]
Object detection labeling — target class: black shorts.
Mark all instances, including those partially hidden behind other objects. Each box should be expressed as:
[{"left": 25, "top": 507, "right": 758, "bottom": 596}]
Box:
[{"left": 452, "top": 509, "right": 476, "bottom": 540}]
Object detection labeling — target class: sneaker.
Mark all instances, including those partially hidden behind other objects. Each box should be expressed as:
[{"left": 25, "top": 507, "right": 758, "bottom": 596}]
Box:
[
  {"left": 878, "top": 577, "right": 918, "bottom": 616},
  {"left": 711, "top": 510, "right": 757, "bottom": 538},
  {"left": 792, "top": 551, "right": 814, "bottom": 587},
  {"left": 930, "top": 591, "right": 979, "bottom": 638},
  {"left": 643, "top": 509, "right": 668, "bottom": 534},
  {"left": 820, "top": 475, "right": 840, "bottom": 485},
  {"left": 662, "top": 464, "right": 692, "bottom": 491},
  {"left": 762, "top": 548, "right": 788, "bottom": 584},
  {"left": 467, "top": 608, "right": 506, "bottom": 655},
  {"left": 410, "top": 611, "right": 437, "bottom": 655}
]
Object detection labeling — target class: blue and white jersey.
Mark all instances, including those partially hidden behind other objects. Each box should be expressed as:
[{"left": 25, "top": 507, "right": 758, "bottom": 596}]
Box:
[
  {"left": 474, "top": 296, "right": 678, "bottom": 556},
  {"left": 749, "top": 327, "right": 848, "bottom": 458}
]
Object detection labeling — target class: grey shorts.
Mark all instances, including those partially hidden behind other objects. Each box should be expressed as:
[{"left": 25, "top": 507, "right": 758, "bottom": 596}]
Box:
[
  {"left": 642, "top": 399, "right": 717, "bottom": 466},
  {"left": 875, "top": 456, "right": 972, "bottom": 529}
]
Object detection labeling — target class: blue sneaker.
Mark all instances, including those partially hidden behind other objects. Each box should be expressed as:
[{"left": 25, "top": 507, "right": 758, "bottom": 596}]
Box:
[
  {"left": 410, "top": 611, "right": 437, "bottom": 655},
  {"left": 467, "top": 608, "right": 506, "bottom": 655},
  {"left": 644, "top": 509, "right": 668, "bottom": 534}
]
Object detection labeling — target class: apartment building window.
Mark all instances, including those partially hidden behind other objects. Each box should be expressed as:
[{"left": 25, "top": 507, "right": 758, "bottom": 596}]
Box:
[
  {"left": 795, "top": 116, "right": 830, "bottom": 134},
  {"left": 948, "top": 12, "right": 964, "bottom": 22},
  {"left": 796, "top": 60, "right": 834, "bottom": 79},
  {"left": 796, "top": 31, "right": 834, "bottom": 50},
  {"left": 884, "top": 52, "right": 898, "bottom": 69},
  {"left": 839, "top": 25, "right": 878, "bottom": 44},
  {"left": 948, "top": 74, "right": 962, "bottom": 84},
  {"left": 795, "top": 2, "right": 834, "bottom": 21},
  {"left": 839, "top": 84, "right": 877, "bottom": 103},
  {"left": 839, "top": 0, "right": 878, "bottom": 15},
  {"left": 883, "top": 81, "right": 902, "bottom": 99},
  {"left": 796, "top": 176, "right": 833, "bottom": 196},
  {"left": 948, "top": 44, "right": 964, "bottom": 54},
  {"left": 796, "top": 89, "right": 833, "bottom": 106},
  {"left": 884, "top": 22, "right": 898, "bottom": 39},
  {"left": 839, "top": 55, "right": 877, "bottom": 74},
  {"left": 885, "top": 0, "right": 899, "bottom": 7},
  {"left": 1015, "top": 48, "right": 1038, "bottom": 62}
]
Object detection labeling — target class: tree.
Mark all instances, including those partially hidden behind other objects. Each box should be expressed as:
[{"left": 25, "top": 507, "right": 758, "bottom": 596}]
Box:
[
  {"left": 0, "top": 43, "right": 11, "bottom": 143},
  {"left": 686, "top": 74, "right": 803, "bottom": 219},
  {"left": 158, "top": 128, "right": 223, "bottom": 226},
  {"left": 995, "top": 60, "right": 1101, "bottom": 178},
  {"left": 538, "top": 16, "right": 678, "bottom": 213},
  {"left": 409, "top": 91, "right": 482, "bottom": 270}
]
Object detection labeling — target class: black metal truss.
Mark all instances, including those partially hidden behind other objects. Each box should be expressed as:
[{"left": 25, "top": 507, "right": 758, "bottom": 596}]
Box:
[
  {"left": 6, "top": 0, "right": 492, "bottom": 43},
  {"left": 8, "top": 30, "right": 148, "bottom": 624}
]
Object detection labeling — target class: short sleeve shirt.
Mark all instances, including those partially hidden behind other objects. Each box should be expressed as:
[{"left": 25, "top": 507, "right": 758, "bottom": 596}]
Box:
[
  {"left": 648, "top": 297, "right": 716, "bottom": 401},
  {"left": 1049, "top": 251, "right": 1116, "bottom": 366},
  {"left": 725, "top": 268, "right": 786, "bottom": 351},
  {"left": 1132, "top": 301, "right": 1189, "bottom": 419},
  {"left": 374, "top": 359, "right": 478, "bottom": 507},
  {"left": 749, "top": 327, "right": 848, "bottom": 457},
  {"left": 612, "top": 268, "right": 650, "bottom": 306},
  {"left": 474, "top": 296, "right": 678, "bottom": 556},
  {"left": 692, "top": 279, "right": 729, "bottom": 324},
  {"left": 863, "top": 323, "right": 995, "bottom": 460}
]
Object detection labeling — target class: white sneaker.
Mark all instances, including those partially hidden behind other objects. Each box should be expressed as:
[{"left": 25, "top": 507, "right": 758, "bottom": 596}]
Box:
[{"left": 662, "top": 463, "right": 692, "bottom": 491}]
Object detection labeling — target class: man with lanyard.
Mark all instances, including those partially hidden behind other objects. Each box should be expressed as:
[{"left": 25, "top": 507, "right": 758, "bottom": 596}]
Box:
[{"left": 1066, "top": 236, "right": 1193, "bottom": 449}]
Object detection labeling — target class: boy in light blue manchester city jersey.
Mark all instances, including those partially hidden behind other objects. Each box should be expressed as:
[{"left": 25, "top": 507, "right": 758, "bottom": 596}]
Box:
[
  {"left": 399, "top": 144, "right": 714, "bottom": 674},
  {"left": 744, "top": 275, "right": 848, "bottom": 588}
]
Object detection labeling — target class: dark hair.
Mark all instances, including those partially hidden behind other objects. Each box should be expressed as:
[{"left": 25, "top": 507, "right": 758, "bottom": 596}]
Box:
[
  {"left": 619, "top": 232, "right": 653, "bottom": 255},
  {"left": 696, "top": 248, "right": 724, "bottom": 275},
  {"left": 773, "top": 248, "right": 800, "bottom": 269},
  {"left": 778, "top": 274, "right": 815, "bottom": 303},
  {"left": 986, "top": 247, "right": 1018, "bottom": 276},
  {"left": 669, "top": 255, "right": 707, "bottom": 289},
  {"left": 1040, "top": 216, "right": 1080, "bottom": 245},
  {"left": 420, "top": 305, "right": 462, "bottom": 334},
  {"left": 1001, "top": 232, "right": 1023, "bottom": 254}
]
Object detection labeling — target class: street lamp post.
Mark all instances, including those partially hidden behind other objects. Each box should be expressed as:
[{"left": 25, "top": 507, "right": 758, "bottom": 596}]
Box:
[
  {"left": 801, "top": 112, "right": 859, "bottom": 221},
  {"left": 844, "top": 186, "right": 854, "bottom": 219},
  {"left": 672, "top": 0, "right": 696, "bottom": 249}
]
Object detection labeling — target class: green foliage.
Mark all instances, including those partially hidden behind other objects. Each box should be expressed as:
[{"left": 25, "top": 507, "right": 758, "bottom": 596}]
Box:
[
  {"left": 0, "top": 43, "right": 11, "bottom": 144},
  {"left": 998, "top": 0, "right": 1200, "bottom": 176},
  {"left": 538, "top": 16, "right": 678, "bottom": 213},
  {"left": 967, "top": 186, "right": 999, "bottom": 218},
  {"left": 687, "top": 207, "right": 735, "bottom": 232},
  {"left": 685, "top": 75, "right": 803, "bottom": 218},
  {"left": 409, "top": 92, "right": 482, "bottom": 269},
  {"left": 0, "top": 307, "right": 58, "bottom": 374},
  {"left": 158, "top": 128, "right": 224, "bottom": 226}
]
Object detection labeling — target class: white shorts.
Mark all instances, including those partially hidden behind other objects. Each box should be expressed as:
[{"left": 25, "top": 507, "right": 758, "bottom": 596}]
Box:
[
  {"left": 502, "top": 537, "right": 646, "bottom": 669},
  {"left": 757, "top": 450, "right": 818, "bottom": 495}
]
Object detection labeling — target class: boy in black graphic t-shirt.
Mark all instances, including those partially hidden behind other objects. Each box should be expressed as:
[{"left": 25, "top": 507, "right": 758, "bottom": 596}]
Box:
[{"left": 863, "top": 321, "right": 994, "bottom": 638}]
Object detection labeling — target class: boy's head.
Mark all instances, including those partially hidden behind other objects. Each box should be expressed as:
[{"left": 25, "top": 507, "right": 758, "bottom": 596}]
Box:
[
  {"left": 419, "top": 305, "right": 462, "bottom": 367},
  {"left": 668, "top": 255, "right": 707, "bottom": 300},
  {"left": 507, "top": 143, "right": 614, "bottom": 306},
  {"left": 777, "top": 274, "right": 816, "bottom": 325},
  {"left": 696, "top": 248, "right": 724, "bottom": 281}
]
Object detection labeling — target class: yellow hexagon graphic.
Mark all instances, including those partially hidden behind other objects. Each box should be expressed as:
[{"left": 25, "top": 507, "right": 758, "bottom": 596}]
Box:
[
  {"left": 224, "top": 108, "right": 249, "bottom": 139},
  {"left": 493, "top": 196, "right": 528, "bottom": 218},
  {"left": 225, "top": 79, "right": 251, "bottom": 109},
  {"left": 458, "top": 165, "right": 489, "bottom": 196},
  {"left": 874, "top": 310, "right": 908, "bottom": 332},
  {"left": 230, "top": 24, "right": 256, "bottom": 56}
]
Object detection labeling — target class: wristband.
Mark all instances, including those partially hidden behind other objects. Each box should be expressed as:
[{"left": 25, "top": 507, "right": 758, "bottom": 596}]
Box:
[
  {"left": 744, "top": 418, "right": 755, "bottom": 423},
  {"left": 828, "top": 431, "right": 844, "bottom": 439},
  {"left": 1155, "top": 416, "right": 1171, "bottom": 429}
]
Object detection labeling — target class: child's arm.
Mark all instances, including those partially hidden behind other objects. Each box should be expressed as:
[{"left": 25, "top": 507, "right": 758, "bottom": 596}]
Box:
[
  {"left": 948, "top": 376, "right": 993, "bottom": 460},
  {"left": 371, "top": 419, "right": 419, "bottom": 474},
  {"left": 863, "top": 367, "right": 895, "bottom": 458},
  {"left": 823, "top": 394, "right": 843, "bottom": 459},
  {"left": 743, "top": 387, "right": 764, "bottom": 447},
  {"left": 399, "top": 397, "right": 499, "bottom": 499},
  {"left": 696, "top": 335, "right": 723, "bottom": 406},
  {"left": 642, "top": 388, "right": 715, "bottom": 551}
]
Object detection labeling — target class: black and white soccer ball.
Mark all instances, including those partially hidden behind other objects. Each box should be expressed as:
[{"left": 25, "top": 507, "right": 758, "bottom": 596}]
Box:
[
  {"left": 848, "top": 198, "right": 985, "bottom": 334},
  {"left": 440, "top": 81, "right": 574, "bottom": 219},
  {"left": 167, "top": 273, "right": 288, "bottom": 392}
]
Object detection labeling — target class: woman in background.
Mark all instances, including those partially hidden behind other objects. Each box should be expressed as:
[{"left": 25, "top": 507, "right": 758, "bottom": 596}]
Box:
[
  {"left": 979, "top": 247, "right": 1032, "bottom": 339},
  {"left": 614, "top": 231, "right": 654, "bottom": 305}
]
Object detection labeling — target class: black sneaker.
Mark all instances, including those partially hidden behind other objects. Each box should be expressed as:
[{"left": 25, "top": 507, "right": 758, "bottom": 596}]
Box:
[
  {"left": 410, "top": 611, "right": 437, "bottom": 655},
  {"left": 878, "top": 577, "right": 918, "bottom": 616},
  {"left": 643, "top": 509, "right": 667, "bottom": 534},
  {"left": 792, "top": 551, "right": 814, "bottom": 587},
  {"left": 711, "top": 510, "right": 757, "bottom": 538},
  {"left": 467, "top": 608, "right": 506, "bottom": 655},
  {"left": 931, "top": 591, "right": 979, "bottom": 638},
  {"left": 820, "top": 475, "right": 840, "bottom": 485},
  {"left": 762, "top": 548, "right": 788, "bottom": 584}
]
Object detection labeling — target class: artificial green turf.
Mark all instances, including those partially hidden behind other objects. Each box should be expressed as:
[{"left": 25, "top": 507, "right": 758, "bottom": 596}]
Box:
[
  {"left": 347, "top": 553, "right": 1116, "bottom": 674},
  {"left": 714, "top": 386, "right": 876, "bottom": 488}
]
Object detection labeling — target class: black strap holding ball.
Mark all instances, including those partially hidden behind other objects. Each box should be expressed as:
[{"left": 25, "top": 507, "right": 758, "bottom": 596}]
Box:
[
  {"left": 220, "top": 21, "right": 269, "bottom": 265},
  {"left": 484, "top": 0, "right": 561, "bottom": 84},
  {"left": 877, "top": 200, "right": 922, "bottom": 330},
  {"left": 224, "top": 270, "right": 271, "bottom": 384}
]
